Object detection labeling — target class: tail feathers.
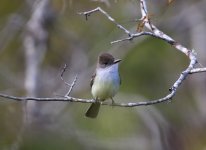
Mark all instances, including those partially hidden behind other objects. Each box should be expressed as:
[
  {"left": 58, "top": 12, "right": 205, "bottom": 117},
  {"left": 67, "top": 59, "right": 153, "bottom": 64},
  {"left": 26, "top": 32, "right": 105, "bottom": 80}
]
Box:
[{"left": 85, "top": 103, "right": 100, "bottom": 118}]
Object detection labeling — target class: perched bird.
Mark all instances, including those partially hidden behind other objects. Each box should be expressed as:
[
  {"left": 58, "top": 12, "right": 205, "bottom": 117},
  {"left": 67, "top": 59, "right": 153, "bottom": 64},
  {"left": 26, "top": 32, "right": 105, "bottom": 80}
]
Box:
[{"left": 85, "top": 53, "right": 121, "bottom": 118}]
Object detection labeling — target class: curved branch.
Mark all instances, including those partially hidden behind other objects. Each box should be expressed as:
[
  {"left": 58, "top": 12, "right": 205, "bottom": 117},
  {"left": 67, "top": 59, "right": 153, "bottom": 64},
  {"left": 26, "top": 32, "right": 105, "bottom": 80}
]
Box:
[
  {"left": 0, "top": 92, "right": 173, "bottom": 107},
  {"left": 78, "top": 0, "right": 206, "bottom": 107}
]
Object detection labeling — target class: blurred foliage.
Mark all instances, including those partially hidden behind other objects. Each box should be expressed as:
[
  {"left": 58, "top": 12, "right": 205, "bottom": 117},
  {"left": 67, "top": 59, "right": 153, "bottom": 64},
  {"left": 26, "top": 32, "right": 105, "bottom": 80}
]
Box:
[{"left": 0, "top": 0, "right": 206, "bottom": 150}]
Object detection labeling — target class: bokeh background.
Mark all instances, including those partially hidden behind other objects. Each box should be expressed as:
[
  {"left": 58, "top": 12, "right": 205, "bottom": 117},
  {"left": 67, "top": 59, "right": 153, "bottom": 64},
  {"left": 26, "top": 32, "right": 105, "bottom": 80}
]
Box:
[{"left": 0, "top": 0, "right": 206, "bottom": 150}]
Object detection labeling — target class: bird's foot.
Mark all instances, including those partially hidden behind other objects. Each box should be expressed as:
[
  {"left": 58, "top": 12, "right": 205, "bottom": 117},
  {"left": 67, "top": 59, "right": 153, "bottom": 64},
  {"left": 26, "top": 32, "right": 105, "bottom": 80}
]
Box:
[{"left": 111, "top": 98, "right": 116, "bottom": 108}]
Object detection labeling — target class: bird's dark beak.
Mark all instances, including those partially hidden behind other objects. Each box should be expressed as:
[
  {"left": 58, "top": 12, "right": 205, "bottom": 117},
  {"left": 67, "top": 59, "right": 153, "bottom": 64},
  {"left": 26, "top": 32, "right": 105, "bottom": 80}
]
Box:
[{"left": 114, "top": 59, "right": 121, "bottom": 64}]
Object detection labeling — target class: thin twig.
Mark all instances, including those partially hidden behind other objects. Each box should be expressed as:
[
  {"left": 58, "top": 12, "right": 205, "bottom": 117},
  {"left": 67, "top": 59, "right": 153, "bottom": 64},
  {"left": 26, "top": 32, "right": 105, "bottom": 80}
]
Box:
[
  {"left": 60, "top": 64, "right": 71, "bottom": 86},
  {"left": 65, "top": 74, "right": 78, "bottom": 97},
  {"left": 60, "top": 64, "right": 78, "bottom": 96},
  {"left": 111, "top": 31, "right": 159, "bottom": 44},
  {"left": 190, "top": 68, "right": 206, "bottom": 74},
  {"left": 79, "top": 7, "right": 131, "bottom": 36}
]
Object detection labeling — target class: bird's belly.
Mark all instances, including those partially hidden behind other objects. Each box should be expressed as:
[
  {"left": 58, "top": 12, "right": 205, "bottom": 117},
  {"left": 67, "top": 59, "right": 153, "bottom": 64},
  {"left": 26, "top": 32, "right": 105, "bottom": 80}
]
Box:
[{"left": 91, "top": 74, "right": 120, "bottom": 101}]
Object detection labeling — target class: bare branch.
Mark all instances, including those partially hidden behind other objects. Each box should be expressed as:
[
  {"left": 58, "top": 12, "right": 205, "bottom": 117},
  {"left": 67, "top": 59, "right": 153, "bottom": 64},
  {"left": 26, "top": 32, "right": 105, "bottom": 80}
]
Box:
[
  {"left": 111, "top": 31, "right": 163, "bottom": 44},
  {"left": 77, "top": 0, "right": 206, "bottom": 106},
  {"left": 190, "top": 68, "right": 206, "bottom": 74},
  {"left": 0, "top": 92, "right": 173, "bottom": 107},
  {"left": 60, "top": 64, "right": 72, "bottom": 86},
  {"left": 60, "top": 64, "right": 78, "bottom": 96},
  {"left": 0, "top": 93, "right": 93, "bottom": 103},
  {"left": 65, "top": 74, "right": 78, "bottom": 97},
  {"left": 79, "top": 7, "right": 131, "bottom": 36},
  {"left": 137, "top": 0, "right": 198, "bottom": 95}
]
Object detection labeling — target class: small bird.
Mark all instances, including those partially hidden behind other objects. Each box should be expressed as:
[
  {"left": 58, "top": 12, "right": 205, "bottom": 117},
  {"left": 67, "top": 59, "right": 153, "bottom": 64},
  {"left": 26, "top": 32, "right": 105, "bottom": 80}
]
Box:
[{"left": 85, "top": 53, "right": 121, "bottom": 118}]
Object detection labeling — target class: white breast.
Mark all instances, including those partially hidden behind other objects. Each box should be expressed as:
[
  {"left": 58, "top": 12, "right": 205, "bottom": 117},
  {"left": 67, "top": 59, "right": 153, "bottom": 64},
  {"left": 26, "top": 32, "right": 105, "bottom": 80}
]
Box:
[{"left": 91, "top": 64, "right": 120, "bottom": 101}]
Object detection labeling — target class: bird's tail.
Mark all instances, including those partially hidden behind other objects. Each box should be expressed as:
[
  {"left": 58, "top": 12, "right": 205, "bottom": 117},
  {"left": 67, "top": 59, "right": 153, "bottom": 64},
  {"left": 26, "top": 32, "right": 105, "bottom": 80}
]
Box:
[{"left": 85, "top": 102, "right": 100, "bottom": 118}]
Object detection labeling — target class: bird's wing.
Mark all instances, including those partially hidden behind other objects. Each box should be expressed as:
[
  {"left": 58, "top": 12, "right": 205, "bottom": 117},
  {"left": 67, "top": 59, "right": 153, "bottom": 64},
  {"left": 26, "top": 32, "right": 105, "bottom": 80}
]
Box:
[{"left": 90, "top": 72, "right": 96, "bottom": 88}]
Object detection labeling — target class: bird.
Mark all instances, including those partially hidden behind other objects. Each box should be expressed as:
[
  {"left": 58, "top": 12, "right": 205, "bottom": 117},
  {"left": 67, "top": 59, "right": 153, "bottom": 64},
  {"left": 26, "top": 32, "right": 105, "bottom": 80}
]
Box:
[{"left": 85, "top": 52, "right": 121, "bottom": 118}]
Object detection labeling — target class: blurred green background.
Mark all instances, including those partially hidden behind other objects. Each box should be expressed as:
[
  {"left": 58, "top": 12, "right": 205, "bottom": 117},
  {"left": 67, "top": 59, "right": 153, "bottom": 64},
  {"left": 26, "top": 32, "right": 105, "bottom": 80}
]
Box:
[{"left": 0, "top": 0, "right": 206, "bottom": 150}]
